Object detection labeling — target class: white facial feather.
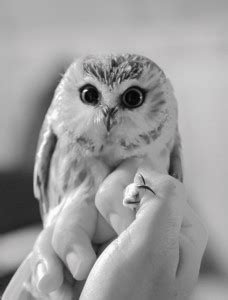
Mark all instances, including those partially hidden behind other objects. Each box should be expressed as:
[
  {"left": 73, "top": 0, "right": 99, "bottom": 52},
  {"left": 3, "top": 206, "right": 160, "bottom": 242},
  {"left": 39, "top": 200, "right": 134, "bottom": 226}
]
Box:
[{"left": 48, "top": 54, "right": 178, "bottom": 172}]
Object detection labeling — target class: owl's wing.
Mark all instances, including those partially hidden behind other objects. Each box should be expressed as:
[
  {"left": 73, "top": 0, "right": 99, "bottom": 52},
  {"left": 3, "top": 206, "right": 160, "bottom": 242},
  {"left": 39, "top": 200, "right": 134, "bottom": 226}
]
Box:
[
  {"left": 33, "top": 118, "right": 57, "bottom": 220},
  {"left": 169, "top": 129, "right": 183, "bottom": 182}
]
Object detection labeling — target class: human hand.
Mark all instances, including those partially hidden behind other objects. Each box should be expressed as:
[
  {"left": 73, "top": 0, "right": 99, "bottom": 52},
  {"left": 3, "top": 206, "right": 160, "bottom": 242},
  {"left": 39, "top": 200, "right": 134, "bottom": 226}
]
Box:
[
  {"left": 28, "top": 183, "right": 118, "bottom": 296},
  {"left": 3, "top": 184, "right": 116, "bottom": 300},
  {"left": 3, "top": 159, "right": 207, "bottom": 300},
  {"left": 80, "top": 161, "right": 208, "bottom": 300}
]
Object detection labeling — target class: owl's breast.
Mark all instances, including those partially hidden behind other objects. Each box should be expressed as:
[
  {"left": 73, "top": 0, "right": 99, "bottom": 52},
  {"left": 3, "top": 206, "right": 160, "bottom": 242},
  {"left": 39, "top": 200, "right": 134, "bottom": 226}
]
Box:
[{"left": 97, "top": 133, "right": 172, "bottom": 174}]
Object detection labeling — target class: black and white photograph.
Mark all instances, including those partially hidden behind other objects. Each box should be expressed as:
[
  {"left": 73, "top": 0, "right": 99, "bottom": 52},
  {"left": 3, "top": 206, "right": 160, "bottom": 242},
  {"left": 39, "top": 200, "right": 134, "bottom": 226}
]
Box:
[{"left": 0, "top": 1, "right": 227, "bottom": 299}]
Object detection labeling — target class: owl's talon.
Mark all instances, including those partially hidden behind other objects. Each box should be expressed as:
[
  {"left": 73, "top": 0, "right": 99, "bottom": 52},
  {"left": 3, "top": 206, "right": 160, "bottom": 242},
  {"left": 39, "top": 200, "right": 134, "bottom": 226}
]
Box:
[
  {"left": 123, "top": 175, "right": 156, "bottom": 210},
  {"left": 124, "top": 200, "right": 140, "bottom": 205},
  {"left": 138, "top": 173, "right": 146, "bottom": 185},
  {"left": 123, "top": 183, "right": 140, "bottom": 209},
  {"left": 136, "top": 173, "right": 156, "bottom": 195},
  {"left": 137, "top": 184, "right": 156, "bottom": 195}
]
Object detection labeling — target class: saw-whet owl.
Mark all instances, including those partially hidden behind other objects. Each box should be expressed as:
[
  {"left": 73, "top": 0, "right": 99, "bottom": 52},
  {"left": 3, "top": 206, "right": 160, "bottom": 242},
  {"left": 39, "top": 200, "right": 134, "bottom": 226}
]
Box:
[
  {"left": 2, "top": 54, "right": 184, "bottom": 300},
  {"left": 34, "top": 53, "right": 182, "bottom": 225}
]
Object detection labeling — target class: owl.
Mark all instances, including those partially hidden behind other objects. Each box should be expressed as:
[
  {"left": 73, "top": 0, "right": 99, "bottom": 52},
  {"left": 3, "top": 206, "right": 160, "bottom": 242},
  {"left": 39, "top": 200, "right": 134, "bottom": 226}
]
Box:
[
  {"left": 2, "top": 54, "right": 183, "bottom": 300},
  {"left": 34, "top": 53, "right": 182, "bottom": 226}
]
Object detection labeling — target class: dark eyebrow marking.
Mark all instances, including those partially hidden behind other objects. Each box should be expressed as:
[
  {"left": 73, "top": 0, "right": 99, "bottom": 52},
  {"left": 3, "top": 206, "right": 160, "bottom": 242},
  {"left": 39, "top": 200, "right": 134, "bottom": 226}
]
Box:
[{"left": 82, "top": 54, "right": 163, "bottom": 88}]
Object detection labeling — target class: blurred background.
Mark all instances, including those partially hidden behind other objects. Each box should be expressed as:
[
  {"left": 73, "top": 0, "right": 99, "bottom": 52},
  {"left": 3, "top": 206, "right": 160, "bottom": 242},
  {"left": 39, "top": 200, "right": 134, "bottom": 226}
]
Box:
[{"left": 0, "top": 0, "right": 228, "bottom": 298}]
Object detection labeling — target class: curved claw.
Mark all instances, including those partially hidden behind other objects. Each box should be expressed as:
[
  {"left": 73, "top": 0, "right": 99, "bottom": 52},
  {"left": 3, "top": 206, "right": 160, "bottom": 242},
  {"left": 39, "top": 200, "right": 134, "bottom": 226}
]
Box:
[
  {"left": 137, "top": 184, "right": 156, "bottom": 195},
  {"left": 138, "top": 173, "right": 146, "bottom": 185},
  {"left": 123, "top": 199, "right": 141, "bottom": 205}
]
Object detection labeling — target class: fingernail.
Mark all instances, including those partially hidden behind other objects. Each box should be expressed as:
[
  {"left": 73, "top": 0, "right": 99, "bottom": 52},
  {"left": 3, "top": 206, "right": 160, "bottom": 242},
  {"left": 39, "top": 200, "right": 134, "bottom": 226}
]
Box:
[
  {"left": 134, "top": 173, "right": 145, "bottom": 185},
  {"left": 36, "top": 262, "right": 47, "bottom": 290},
  {"left": 66, "top": 252, "right": 80, "bottom": 278},
  {"left": 66, "top": 248, "right": 96, "bottom": 280},
  {"left": 35, "top": 261, "right": 64, "bottom": 293}
]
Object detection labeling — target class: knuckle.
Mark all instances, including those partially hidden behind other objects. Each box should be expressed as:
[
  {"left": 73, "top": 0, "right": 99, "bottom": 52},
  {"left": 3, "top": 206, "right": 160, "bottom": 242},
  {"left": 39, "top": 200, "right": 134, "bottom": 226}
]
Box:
[
  {"left": 95, "top": 185, "right": 106, "bottom": 207},
  {"left": 165, "top": 174, "right": 178, "bottom": 188},
  {"left": 158, "top": 175, "right": 177, "bottom": 195},
  {"left": 51, "top": 230, "right": 60, "bottom": 255},
  {"left": 33, "top": 226, "right": 52, "bottom": 253},
  {"left": 95, "top": 189, "right": 107, "bottom": 216},
  {"left": 52, "top": 221, "right": 78, "bottom": 258},
  {"left": 51, "top": 224, "right": 67, "bottom": 257},
  {"left": 198, "top": 219, "right": 209, "bottom": 248},
  {"left": 30, "top": 251, "right": 41, "bottom": 273},
  {"left": 95, "top": 184, "right": 113, "bottom": 218},
  {"left": 161, "top": 175, "right": 186, "bottom": 198}
]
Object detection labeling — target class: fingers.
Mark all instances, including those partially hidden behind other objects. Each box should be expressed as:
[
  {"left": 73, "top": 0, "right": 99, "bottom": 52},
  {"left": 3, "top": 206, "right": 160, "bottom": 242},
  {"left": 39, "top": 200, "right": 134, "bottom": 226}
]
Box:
[
  {"left": 177, "top": 202, "right": 208, "bottom": 283},
  {"left": 134, "top": 171, "right": 185, "bottom": 227},
  {"left": 181, "top": 202, "right": 208, "bottom": 257},
  {"left": 95, "top": 159, "right": 207, "bottom": 298},
  {"left": 31, "top": 188, "right": 98, "bottom": 295},
  {"left": 125, "top": 174, "right": 186, "bottom": 272},
  {"left": 96, "top": 162, "right": 187, "bottom": 279},
  {"left": 31, "top": 225, "right": 64, "bottom": 294},
  {"left": 133, "top": 168, "right": 208, "bottom": 281},
  {"left": 96, "top": 159, "right": 185, "bottom": 240},
  {"left": 2, "top": 254, "right": 33, "bottom": 300},
  {"left": 175, "top": 231, "right": 207, "bottom": 297},
  {"left": 48, "top": 279, "right": 75, "bottom": 300},
  {"left": 95, "top": 158, "right": 139, "bottom": 234},
  {"left": 52, "top": 191, "right": 97, "bottom": 281},
  {"left": 31, "top": 191, "right": 99, "bottom": 292}
]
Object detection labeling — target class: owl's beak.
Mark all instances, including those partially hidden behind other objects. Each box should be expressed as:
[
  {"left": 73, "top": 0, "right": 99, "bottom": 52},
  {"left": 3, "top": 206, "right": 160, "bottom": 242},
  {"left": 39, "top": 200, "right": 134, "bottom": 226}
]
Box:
[{"left": 101, "top": 106, "right": 118, "bottom": 132}]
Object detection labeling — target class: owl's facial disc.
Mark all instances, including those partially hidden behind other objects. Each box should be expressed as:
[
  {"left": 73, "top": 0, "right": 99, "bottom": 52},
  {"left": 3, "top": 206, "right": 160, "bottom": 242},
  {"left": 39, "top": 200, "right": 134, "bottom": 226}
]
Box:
[{"left": 101, "top": 105, "right": 118, "bottom": 132}]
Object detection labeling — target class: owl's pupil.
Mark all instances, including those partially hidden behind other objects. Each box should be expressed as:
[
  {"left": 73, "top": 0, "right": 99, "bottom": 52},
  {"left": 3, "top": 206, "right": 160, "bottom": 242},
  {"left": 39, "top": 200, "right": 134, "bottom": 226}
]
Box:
[
  {"left": 122, "top": 87, "right": 144, "bottom": 109},
  {"left": 125, "top": 91, "right": 141, "bottom": 106},
  {"left": 80, "top": 85, "right": 100, "bottom": 105}
]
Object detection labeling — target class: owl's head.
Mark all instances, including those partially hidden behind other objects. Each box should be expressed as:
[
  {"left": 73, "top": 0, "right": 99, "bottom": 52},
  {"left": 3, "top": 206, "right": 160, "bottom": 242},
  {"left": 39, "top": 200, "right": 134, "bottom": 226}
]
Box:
[{"left": 50, "top": 54, "right": 178, "bottom": 154}]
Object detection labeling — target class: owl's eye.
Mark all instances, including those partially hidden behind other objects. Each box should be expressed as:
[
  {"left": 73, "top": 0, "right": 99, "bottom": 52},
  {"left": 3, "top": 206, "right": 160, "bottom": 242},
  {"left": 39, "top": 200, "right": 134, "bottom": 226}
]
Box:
[
  {"left": 80, "top": 85, "right": 100, "bottom": 105},
  {"left": 121, "top": 87, "right": 145, "bottom": 109}
]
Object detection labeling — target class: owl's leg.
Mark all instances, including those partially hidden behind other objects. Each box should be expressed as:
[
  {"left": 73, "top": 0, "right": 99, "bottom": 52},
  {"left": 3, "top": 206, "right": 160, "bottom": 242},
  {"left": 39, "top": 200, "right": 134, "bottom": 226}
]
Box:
[
  {"left": 123, "top": 174, "right": 155, "bottom": 210},
  {"left": 168, "top": 131, "right": 183, "bottom": 182}
]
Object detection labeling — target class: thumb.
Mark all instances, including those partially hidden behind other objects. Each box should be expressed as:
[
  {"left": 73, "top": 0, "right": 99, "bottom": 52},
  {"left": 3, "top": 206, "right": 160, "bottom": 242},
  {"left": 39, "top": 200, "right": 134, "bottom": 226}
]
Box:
[
  {"left": 95, "top": 158, "right": 139, "bottom": 234},
  {"left": 124, "top": 171, "right": 186, "bottom": 252}
]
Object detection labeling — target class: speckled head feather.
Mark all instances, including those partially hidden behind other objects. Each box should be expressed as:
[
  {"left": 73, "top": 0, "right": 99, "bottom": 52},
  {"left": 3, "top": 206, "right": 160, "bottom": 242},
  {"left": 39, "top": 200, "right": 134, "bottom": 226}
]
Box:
[{"left": 82, "top": 54, "right": 165, "bottom": 87}]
